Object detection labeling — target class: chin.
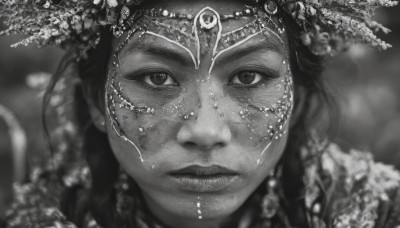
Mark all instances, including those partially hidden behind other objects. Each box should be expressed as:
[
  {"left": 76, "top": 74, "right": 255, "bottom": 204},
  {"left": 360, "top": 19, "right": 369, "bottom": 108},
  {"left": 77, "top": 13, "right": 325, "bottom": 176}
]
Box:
[{"left": 174, "top": 190, "right": 250, "bottom": 221}]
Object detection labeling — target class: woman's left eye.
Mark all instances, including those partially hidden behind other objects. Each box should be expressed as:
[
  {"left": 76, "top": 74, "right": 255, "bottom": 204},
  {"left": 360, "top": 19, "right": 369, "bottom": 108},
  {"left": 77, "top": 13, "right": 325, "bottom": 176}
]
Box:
[
  {"left": 143, "top": 73, "right": 177, "bottom": 86},
  {"left": 231, "top": 71, "right": 263, "bottom": 86}
]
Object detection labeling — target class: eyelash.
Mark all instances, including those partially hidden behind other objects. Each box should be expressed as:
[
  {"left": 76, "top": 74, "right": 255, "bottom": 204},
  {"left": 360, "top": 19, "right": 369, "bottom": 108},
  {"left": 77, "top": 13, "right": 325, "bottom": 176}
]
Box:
[
  {"left": 228, "top": 69, "right": 276, "bottom": 88},
  {"left": 125, "top": 70, "right": 179, "bottom": 89},
  {"left": 125, "top": 68, "right": 276, "bottom": 89}
]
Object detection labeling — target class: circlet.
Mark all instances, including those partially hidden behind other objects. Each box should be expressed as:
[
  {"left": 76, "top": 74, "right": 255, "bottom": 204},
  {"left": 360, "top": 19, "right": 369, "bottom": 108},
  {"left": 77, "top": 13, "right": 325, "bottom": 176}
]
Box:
[{"left": 0, "top": 0, "right": 398, "bottom": 59}]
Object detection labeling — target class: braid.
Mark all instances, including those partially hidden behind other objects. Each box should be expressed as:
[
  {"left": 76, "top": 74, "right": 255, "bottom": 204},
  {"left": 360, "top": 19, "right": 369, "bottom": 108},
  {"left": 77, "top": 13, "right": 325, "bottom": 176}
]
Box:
[
  {"left": 55, "top": 9, "right": 337, "bottom": 228},
  {"left": 85, "top": 123, "right": 119, "bottom": 228},
  {"left": 56, "top": 28, "right": 123, "bottom": 227},
  {"left": 272, "top": 8, "right": 337, "bottom": 227}
]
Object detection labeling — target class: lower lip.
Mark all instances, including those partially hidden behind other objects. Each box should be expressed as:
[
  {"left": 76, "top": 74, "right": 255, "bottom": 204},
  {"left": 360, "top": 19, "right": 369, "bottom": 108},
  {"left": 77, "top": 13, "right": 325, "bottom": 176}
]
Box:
[{"left": 169, "top": 174, "right": 238, "bottom": 192}]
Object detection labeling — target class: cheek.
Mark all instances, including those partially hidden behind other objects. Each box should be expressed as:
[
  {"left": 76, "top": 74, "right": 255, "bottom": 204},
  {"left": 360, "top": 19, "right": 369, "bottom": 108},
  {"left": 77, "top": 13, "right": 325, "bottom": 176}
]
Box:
[
  {"left": 108, "top": 106, "right": 181, "bottom": 156},
  {"left": 227, "top": 75, "right": 293, "bottom": 160}
]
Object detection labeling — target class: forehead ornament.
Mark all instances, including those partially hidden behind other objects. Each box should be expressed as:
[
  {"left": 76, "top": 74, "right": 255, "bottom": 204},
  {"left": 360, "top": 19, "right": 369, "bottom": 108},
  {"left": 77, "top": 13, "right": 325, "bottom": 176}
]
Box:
[
  {"left": 199, "top": 12, "right": 218, "bottom": 30},
  {"left": 264, "top": 0, "right": 278, "bottom": 15}
]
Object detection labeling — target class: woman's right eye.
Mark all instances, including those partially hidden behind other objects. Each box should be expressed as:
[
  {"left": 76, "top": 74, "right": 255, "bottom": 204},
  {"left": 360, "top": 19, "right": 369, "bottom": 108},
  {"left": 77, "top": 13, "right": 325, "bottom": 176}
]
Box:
[{"left": 141, "top": 73, "right": 178, "bottom": 87}]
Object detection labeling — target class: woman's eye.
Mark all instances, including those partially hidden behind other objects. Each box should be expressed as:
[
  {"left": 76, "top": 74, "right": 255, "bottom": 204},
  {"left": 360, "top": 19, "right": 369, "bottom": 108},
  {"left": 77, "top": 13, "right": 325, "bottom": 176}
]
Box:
[
  {"left": 143, "top": 73, "right": 177, "bottom": 86},
  {"left": 231, "top": 71, "right": 263, "bottom": 85}
]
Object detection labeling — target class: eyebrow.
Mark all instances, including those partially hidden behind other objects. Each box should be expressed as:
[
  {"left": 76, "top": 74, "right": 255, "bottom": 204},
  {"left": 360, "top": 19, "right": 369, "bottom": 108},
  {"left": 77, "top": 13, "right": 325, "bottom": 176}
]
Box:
[
  {"left": 124, "top": 38, "right": 195, "bottom": 67},
  {"left": 215, "top": 36, "right": 284, "bottom": 66}
]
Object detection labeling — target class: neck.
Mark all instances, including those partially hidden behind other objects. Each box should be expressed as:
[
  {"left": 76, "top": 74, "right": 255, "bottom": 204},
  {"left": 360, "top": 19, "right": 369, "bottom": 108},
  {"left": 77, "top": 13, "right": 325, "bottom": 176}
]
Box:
[{"left": 142, "top": 192, "right": 260, "bottom": 228}]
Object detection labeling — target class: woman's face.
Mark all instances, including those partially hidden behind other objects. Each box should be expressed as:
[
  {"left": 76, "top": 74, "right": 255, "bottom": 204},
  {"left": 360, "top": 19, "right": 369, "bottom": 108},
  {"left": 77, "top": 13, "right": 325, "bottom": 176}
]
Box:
[{"left": 103, "top": 0, "right": 293, "bottom": 226}]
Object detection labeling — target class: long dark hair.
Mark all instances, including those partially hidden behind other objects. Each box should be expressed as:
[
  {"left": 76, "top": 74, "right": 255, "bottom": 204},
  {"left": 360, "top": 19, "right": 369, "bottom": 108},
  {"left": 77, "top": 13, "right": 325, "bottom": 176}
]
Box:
[{"left": 43, "top": 7, "right": 337, "bottom": 228}]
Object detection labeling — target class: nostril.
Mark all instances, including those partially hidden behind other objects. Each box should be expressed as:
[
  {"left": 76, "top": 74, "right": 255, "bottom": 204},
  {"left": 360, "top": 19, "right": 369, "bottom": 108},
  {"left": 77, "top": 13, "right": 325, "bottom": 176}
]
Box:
[
  {"left": 215, "top": 142, "right": 225, "bottom": 148},
  {"left": 183, "top": 141, "right": 197, "bottom": 149},
  {"left": 181, "top": 140, "right": 226, "bottom": 151},
  {"left": 209, "top": 142, "right": 226, "bottom": 151}
]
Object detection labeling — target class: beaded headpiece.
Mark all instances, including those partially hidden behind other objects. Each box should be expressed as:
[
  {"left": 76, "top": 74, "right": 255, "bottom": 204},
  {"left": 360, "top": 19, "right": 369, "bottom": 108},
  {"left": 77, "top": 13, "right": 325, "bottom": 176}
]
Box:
[{"left": 0, "top": 0, "right": 397, "bottom": 59}]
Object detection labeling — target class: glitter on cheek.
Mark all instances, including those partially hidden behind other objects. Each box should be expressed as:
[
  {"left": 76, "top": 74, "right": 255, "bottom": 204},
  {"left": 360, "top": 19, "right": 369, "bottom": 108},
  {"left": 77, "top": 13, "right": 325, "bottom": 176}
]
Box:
[
  {"left": 230, "top": 59, "right": 293, "bottom": 166},
  {"left": 105, "top": 5, "right": 291, "bottom": 168},
  {"left": 254, "top": 70, "right": 294, "bottom": 165}
]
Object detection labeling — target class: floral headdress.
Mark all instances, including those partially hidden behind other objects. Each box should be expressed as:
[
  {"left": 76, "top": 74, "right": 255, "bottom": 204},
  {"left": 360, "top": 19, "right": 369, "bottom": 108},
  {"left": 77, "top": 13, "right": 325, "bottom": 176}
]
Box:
[{"left": 0, "top": 0, "right": 397, "bottom": 59}]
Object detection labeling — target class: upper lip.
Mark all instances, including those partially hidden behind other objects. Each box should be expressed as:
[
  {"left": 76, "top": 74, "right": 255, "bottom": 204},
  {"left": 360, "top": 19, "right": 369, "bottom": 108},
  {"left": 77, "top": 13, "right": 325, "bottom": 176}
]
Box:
[{"left": 168, "top": 165, "right": 239, "bottom": 176}]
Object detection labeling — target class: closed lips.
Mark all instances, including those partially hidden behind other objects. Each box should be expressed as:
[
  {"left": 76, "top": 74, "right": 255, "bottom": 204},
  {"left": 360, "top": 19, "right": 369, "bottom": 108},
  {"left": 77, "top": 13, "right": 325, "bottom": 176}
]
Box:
[{"left": 168, "top": 165, "right": 239, "bottom": 177}]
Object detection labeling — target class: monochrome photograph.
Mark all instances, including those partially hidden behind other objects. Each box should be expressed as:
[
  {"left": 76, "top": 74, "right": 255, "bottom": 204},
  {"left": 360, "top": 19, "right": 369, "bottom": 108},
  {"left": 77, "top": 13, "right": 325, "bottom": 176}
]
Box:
[{"left": 1, "top": 0, "right": 400, "bottom": 227}]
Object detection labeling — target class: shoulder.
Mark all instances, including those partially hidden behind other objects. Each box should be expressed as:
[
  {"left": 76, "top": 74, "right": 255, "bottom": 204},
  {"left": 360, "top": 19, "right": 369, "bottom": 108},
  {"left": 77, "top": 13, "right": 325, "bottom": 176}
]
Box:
[
  {"left": 320, "top": 144, "right": 400, "bottom": 228},
  {"left": 4, "top": 166, "right": 100, "bottom": 228},
  {"left": 4, "top": 169, "right": 76, "bottom": 228}
]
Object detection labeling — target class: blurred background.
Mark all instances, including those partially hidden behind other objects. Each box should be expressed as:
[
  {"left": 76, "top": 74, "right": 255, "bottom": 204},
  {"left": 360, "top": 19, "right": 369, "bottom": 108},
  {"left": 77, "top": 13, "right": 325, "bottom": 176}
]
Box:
[{"left": 1, "top": 7, "right": 400, "bottom": 221}]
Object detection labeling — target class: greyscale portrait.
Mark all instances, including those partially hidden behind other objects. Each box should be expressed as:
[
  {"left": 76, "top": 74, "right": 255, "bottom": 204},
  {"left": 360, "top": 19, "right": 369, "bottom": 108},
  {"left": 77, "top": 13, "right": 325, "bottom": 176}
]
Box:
[{"left": 1, "top": 0, "right": 400, "bottom": 227}]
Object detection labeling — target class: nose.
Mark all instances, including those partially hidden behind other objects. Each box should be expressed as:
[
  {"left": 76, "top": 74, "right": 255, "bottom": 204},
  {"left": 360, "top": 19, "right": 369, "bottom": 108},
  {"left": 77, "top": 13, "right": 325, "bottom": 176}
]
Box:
[{"left": 177, "top": 100, "right": 231, "bottom": 151}]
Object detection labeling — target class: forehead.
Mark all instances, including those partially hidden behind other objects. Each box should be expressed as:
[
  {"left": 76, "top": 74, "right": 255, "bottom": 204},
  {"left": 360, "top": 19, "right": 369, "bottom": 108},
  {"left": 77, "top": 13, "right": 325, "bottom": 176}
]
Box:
[{"left": 113, "top": 0, "right": 288, "bottom": 68}]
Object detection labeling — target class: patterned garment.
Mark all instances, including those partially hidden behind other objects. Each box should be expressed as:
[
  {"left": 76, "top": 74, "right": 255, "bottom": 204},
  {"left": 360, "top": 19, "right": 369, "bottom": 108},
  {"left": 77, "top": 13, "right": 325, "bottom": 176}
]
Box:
[{"left": 4, "top": 141, "right": 400, "bottom": 228}]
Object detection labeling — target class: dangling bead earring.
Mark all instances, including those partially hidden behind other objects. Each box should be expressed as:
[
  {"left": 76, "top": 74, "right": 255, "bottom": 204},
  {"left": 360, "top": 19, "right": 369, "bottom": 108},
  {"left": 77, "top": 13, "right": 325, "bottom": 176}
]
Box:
[
  {"left": 115, "top": 170, "right": 136, "bottom": 216},
  {"left": 261, "top": 170, "right": 280, "bottom": 219}
]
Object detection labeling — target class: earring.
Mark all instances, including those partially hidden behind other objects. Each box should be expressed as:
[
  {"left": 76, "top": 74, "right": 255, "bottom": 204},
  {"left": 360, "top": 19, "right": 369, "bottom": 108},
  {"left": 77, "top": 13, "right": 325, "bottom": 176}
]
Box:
[
  {"left": 264, "top": 0, "right": 278, "bottom": 15},
  {"left": 261, "top": 170, "right": 280, "bottom": 219},
  {"left": 115, "top": 171, "right": 136, "bottom": 216}
]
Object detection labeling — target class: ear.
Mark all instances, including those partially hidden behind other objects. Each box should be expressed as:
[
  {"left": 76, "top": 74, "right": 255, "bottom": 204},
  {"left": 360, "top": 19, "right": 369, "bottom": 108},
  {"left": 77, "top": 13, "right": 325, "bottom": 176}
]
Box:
[{"left": 84, "top": 88, "right": 107, "bottom": 133}]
